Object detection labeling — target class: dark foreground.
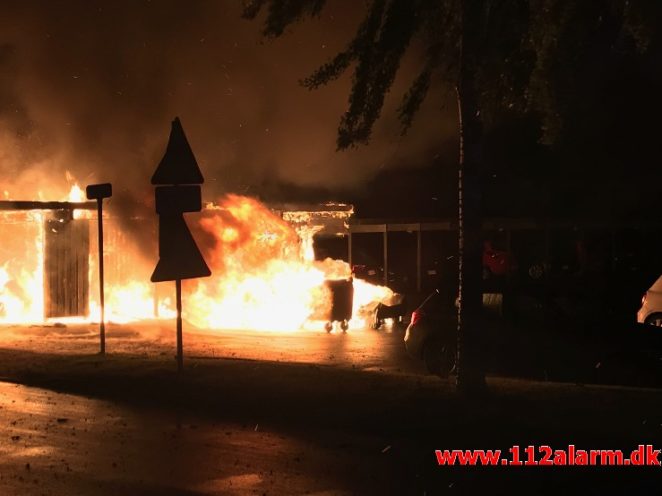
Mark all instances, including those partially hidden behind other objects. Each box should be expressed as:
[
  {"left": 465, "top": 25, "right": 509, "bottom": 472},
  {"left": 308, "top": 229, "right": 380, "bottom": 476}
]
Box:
[{"left": 0, "top": 343, "right": 661, "bottom": 495}]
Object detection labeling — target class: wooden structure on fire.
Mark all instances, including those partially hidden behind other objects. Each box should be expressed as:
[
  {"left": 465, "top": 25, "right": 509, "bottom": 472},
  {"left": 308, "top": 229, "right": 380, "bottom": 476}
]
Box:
[{"left": 0, "top": 200, "right": 95, "bottom": 318}]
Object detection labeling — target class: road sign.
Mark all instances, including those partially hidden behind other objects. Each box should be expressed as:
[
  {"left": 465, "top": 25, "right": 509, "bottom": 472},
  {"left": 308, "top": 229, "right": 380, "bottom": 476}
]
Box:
[
  {"left": 151, "top": 117, "right": 204, "bottom": 185},
  {"left": 151, "top": 214, "right": 211, "bottom": 282},
  {"left": 151, "top": 117, "right": 211, "bottom": 372},
  {"left": 86, "top": 183, "right": 112, "bottom": 200},
  {"left": 150, "top": 117, "right": 210, "bottom": 282},
  {"left": 155, "top": 185, "right": 201, "bottom": 215}
]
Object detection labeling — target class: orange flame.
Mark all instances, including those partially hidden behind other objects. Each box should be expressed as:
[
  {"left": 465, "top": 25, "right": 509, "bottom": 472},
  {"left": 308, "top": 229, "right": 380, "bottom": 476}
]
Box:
[
  {"left": 67, "top": 183, "right": 84, "bottom": 202},
  {"left": 185, "top": 195, "right": 327, "bottom": 331},
  {"left": 1, "top": 185, "right": 393, "bottom": 330},
  {"left": 183, "top": 195, "right": 393, "bottom": 331}
]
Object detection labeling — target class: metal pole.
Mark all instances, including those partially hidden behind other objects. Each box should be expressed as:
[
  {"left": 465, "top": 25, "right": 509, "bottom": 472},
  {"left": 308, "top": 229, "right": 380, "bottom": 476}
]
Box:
[
  {"left": 348, "top": 232, "right": 353, "bottom": 267},
  {"left": 416, "top": 225, "right": 422, "bottom": 292},
  {"left": 176, "top": 278, "right": 183, "bottom": 372},
  {"left": 610, "top": 228, "right": 616, "bottom": 272},
  {"left": 544, "top": 225, "right": 550, "bottom": 279},
  {"left": 153, "top": 284, "right": 159, "bottom": 318},
  {"left": 97, "top": 199, "right": 105, "bottom": 354},
  {"left": 505, "top": 228, "right": 512, "bottom": 284},
  {"left": 383, "top": 227, "right": 388, "bottom": 286}
]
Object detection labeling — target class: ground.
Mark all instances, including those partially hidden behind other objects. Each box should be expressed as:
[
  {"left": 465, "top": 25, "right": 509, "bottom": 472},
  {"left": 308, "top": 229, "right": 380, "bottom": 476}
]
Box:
[
  {"left": 0, "top": 320, "right": 423, "bottom": 374},
  {"left": 0, "top": 322, "right": 661, "bottom": 495}
]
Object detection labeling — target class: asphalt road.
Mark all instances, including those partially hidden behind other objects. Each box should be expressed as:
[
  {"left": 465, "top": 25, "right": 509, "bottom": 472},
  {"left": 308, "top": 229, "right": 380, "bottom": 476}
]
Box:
[
  {"left": 2, "top": 322, "right": 662, "bottom": 495},
  {"left": 0, "top": 320, "right": 426, "bottom": 376},
  {"left": 0, "top": 381, "right": 394, "bottom": 496},
  {"left": 186, "top": 324, "right": 423, "bottom": 374}
]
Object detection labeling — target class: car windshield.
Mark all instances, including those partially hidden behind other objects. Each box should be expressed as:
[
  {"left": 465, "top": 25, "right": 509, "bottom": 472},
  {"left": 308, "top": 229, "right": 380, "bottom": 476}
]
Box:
[{"left": 650, "top": 275, "right": 662, "bottom": 292}]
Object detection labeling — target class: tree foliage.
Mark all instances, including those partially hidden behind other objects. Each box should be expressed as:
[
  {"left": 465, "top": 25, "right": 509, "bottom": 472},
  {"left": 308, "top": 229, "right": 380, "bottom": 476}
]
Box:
[
  {"left": 243, "top": 0, "right": 659, "bottom": 149},
  {"left": 243, "top": 0, "right": 457, "bottom": 149}
]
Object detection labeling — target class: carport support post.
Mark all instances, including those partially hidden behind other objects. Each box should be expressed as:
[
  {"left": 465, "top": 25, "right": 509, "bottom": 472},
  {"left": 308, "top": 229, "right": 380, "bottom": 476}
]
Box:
[
  {"left": 86, "top": 183, "right": 112, "bottom": 355},
  {"left": 152, "top": 284, "right": 159, "bottom": 318},
  {"left": 96, "top": 198, "right": 106, "bottom": 355},
  {"left": 610, "top": 229, "right": 616, "bottom": 272},
  {"left": 383, "top": 227, "right": 388, "bottom": 286},
  {"left": 544, "top": 226, "right": 550, "bottom": 277},
  {"left": 176, "top": 278, "right": 183, "bottom": 372},
  {"left": 416, "top": 225, "right": 422, "bottom": 292}
]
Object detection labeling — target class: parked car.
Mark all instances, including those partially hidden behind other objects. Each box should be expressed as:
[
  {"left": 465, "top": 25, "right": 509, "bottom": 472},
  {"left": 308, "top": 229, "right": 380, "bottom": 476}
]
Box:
[
  {"left": 482, "top": 240, "right": 517, "bottom": 280},
  {"left": 404, "top": 289, "right": 456, "bottom": 376},
  {"left": 637, "top": 275, "right": 662, "bottom": 326}
]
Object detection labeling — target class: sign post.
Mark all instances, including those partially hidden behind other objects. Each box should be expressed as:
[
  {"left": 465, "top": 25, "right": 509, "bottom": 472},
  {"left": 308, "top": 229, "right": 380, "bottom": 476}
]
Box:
[
  {"left": 175, "top": 279, "right": 183, "bottom": 371},
  {"left": 86, "top": 182, "right": 112, "bottom": 354},
  {"left": 151, "top": 117, "right": 211, "bottom": 372}
]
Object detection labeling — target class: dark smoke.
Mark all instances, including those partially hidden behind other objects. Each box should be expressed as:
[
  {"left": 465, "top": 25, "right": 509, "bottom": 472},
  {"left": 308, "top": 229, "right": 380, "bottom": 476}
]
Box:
[{"left": 0, "top": 0, "right": 454, "bottom": 211}]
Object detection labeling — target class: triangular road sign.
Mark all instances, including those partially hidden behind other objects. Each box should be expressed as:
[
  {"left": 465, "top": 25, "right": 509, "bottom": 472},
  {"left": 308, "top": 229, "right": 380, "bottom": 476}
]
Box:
[
  {"left": 151, "top": 117, "right": 205, "bottom": 185},
  {"left": 151, "top": 215, "right": 211, "bottom": 282}
]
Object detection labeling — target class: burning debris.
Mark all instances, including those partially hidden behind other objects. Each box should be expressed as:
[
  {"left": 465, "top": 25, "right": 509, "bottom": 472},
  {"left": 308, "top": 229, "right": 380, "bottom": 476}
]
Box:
[
  {"left": 0, "top": 182, "right": 174, "bottom": 325},
  {"left": 186, "top": 194, "right": 392, "bottom": 331}
]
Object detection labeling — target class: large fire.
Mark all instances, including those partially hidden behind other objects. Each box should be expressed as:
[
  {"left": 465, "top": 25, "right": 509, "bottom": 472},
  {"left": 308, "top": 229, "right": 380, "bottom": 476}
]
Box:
[
  {"left": 0, "top": 184, "right": 393, "bottom": 331},
  {"left": 0, "top": 210, "right": 45, "bottom": 323}
]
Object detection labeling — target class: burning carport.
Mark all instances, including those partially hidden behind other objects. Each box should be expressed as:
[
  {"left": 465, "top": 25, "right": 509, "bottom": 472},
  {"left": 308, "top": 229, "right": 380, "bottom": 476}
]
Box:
[{"left": 0, "top": 191, "right": 161, "bottom": 325}]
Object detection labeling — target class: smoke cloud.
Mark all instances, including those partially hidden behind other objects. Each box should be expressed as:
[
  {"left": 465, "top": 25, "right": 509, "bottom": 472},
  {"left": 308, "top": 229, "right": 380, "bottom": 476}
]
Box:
[{"left": 0, "top": 0, "right": 455, "bottom": 207}]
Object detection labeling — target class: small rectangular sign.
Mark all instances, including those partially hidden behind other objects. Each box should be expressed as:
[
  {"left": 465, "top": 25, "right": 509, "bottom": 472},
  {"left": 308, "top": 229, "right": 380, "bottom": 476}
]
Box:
[{"left": 86, "top": 183, "right": 112, "bottom": 200}]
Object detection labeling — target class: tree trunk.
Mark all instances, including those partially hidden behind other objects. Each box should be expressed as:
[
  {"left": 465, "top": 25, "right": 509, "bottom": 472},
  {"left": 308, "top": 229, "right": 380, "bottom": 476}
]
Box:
[{"left": 456, "top": 0, "right": 486, "bottom": 394}]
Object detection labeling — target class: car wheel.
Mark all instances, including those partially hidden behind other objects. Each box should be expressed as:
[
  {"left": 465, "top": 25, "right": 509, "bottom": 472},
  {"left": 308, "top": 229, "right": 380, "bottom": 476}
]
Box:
[
  {"left": 370, "top": 308, "right": 381, "bottom": 329},
  {"left": 644, "top": 313, "right": 662, "bottom": 327},
  {"left": 423, "top": 340, "right": 455, "bottom": 378},
  {"left": 324, "top": 322, "right": 333, "bottom": 333},
  {"left": 340, "top": 320, "right": 349, "bottom": 332}
]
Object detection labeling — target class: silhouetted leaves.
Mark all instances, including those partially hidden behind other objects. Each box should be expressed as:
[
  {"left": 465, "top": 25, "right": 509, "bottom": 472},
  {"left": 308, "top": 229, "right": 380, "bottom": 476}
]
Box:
[
  {"left": 246, "top": 0, "right": 448, "bottom": 149},
  {"left": 398, "top": 65, "right": 433, "bottom": 135},
  {"left": 242, "top": 0, "right": 325, "bottom": 37},
  {"left": 246, "top": 0, "right": 660, "bottom": 149}
]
